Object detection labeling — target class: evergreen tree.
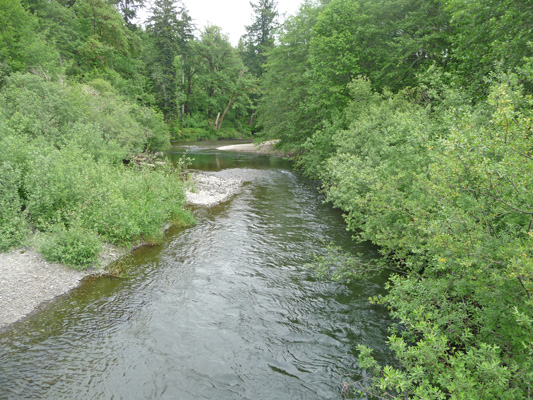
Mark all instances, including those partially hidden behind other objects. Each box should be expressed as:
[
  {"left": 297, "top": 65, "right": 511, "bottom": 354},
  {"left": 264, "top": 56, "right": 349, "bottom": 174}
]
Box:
[
  {"left": 107, "top": 0, "right": 145, "bottom": 26},
  {"left": 240, "top": 0, "right": 278, "bottom": 78},
  {"left": 145, "top": 0, "right": 192, "bottom": 119}
]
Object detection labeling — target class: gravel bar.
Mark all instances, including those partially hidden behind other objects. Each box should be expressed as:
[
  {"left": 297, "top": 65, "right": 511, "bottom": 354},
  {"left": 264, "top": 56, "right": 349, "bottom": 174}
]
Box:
[{"left": 0, "top": 170, "right": 251, "bottom": 331}]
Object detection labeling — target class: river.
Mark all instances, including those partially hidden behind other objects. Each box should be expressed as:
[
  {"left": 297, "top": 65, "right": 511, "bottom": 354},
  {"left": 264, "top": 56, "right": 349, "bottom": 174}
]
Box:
[{"left": 0, "top": 141, "right": 392, "bottom": 399}]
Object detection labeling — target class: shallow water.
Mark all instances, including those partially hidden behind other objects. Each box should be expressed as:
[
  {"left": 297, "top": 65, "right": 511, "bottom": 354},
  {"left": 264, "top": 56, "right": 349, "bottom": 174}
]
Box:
[{"left": 0, "top": 142, "right": 392, "bottom": 399}]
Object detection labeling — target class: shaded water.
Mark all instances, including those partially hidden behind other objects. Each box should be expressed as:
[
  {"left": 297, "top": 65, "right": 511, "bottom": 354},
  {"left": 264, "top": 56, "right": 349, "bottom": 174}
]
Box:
[{"left": 0, "top": 142, "right": 392, "bottom": 399}]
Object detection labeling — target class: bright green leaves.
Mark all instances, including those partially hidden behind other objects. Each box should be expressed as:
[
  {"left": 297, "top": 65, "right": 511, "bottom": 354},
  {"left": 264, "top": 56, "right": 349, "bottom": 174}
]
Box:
[
  {"left": 321, "top": 79, "right": 434, "bottom": 268},
  {"left": 305, "top": 72, "right": 533, "bottom": 397},
  {"left": 0, "top": 73, "right": 184, "bottom": 265},
  {"left": 257, "top": 0, "right": 322, "bottom": 149},
  {"left": 39, "top": 223, "right": 101, "bottom": 269},
  {"left": 255, "top": 0, "right": 533, "bottom": 397},
  {"left": 428, "top": 74, "right": 533, "bottom": 295},
  {"left": 0, "top": 73, "right": 167, "bottom": 155},
  {"left": 309, "top": 0, "right": 362, "bottom": 114},
  {"left": 357, "top": 338, "right": 519, "bottom": 399},
  {"left": 0, "top": 0, "right": 60, "bottom": 81},
  {"left": 0, "top": 161, "right": 28, "bottom": 251},
  {"left": 258, "top": 0, "right": 451, "bottom": 155},
  {"left": 309, "top": 0, "right": 451, "bottom": 114}
]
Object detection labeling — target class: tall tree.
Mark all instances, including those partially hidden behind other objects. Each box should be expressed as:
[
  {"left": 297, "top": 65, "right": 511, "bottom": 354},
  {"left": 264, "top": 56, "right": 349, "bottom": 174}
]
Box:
[
  {"left": 240, "top": 0, "right": 278, "bottom": 78},
  {"left": 186, "top": 26, "right": 254, "bottom": 129},
  {"left": 21, "top": 0, "right": 148, "bottom": 98},
  {"left": 107, "top": 0, "right": 144, "bottom": 26},
  {"left": 257, "top": 0, "right": 323, "bottom": 149},
  {"left": 144, "top": 0, "right": 192, "bottom": 119},
  {"left": 445, "top": 0, "right": 533, "bottom": 97},
  {"left": 309, "top": 0, "right": 450, "bottom": 117},
  {"left": 0, "top": 0, "right": 61, "bottom": 82}
]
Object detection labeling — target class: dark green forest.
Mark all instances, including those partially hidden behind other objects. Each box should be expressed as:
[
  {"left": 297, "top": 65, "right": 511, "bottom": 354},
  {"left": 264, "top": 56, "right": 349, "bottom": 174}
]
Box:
[{"left": 1, "top": 0, "right": 532, "bottom": 397}]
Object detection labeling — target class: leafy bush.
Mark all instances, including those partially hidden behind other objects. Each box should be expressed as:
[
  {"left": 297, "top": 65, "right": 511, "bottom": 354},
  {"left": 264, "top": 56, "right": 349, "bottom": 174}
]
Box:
[
  {"left": 58, "top": 122, "right": 127, "bottom": 164},
  {"left": 0, "top": 72, "right": 192, "bottom": 266},
  {"left": 0, "top": 74, "right": 171, "bottom": 155},
  {"left": 78, "top": 164, "right": 194, "bottom": 246},
  {"left": 39, "top": 225, "right": 101, "bottom": 269},
  {"left": 24, "top": 147, "right": 91, "bottom": 230},
  {"left": 178, "top": 127, "right": 214, "bottom": 141},
  {"left": 0, "top": 161, "right": 28, "bottom": 251},
  {"left": 217, "top": 127, "right": 244, "bottom": 139},
  {"left": 0, "top": 73, "right": 84, "bottom": 141},
  {"left": 305, "top": 73, "right": 533, "bottom": 398},
  {"left": 23, "top": 144, "right": 194, "bottom": 247}
]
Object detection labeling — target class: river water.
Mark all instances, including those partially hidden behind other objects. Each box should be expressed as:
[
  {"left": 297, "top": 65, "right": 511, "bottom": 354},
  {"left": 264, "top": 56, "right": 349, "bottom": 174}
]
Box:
[{"left": 0, "top": 142, "right": 391, "bottom": 399}]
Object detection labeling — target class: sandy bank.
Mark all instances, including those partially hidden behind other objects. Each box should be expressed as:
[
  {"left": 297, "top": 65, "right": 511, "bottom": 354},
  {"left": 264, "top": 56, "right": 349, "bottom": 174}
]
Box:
[{"left": 217, "top": 139, "right": 281, "bottom": 155}]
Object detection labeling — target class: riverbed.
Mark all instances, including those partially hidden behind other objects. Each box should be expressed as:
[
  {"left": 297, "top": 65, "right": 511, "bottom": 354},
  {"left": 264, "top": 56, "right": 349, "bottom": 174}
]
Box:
[{"left": 0, "top": 141, "right": 391, "bottom": 399}]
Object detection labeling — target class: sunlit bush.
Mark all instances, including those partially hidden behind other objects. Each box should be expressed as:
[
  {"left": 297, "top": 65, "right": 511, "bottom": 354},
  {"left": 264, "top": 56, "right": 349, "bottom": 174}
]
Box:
[{"left": 39, "top": 224, "right": 101, "bottom": 270}]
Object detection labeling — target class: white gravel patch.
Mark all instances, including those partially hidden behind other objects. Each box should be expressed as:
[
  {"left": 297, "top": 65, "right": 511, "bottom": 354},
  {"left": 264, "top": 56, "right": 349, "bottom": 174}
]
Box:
[
  {"left": 0, "top": 244, "right": 126, "bottom": 331},
  {"left": 186, "top": 173, "right": 243, "bottom": 206},
  {"left": 0, "top": 248, "right": 90, "bottom": 330}
]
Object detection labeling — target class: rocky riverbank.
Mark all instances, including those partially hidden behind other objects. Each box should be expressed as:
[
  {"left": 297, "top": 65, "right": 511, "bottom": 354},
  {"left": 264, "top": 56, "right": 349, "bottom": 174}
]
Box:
[{"left": 0, "top": 170, "right": 246, "bottom": 331}]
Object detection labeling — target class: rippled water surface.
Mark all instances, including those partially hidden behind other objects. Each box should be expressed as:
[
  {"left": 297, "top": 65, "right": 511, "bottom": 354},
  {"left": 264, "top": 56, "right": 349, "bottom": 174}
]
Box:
[{"left": 0, "top": 142, "right": 392, "bottom": 399}]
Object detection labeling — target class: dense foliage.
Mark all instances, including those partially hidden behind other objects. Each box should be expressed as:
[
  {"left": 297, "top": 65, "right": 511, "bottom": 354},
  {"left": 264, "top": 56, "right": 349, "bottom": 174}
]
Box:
[
  {"left": 0, "top": 0, "right": 205, "bottom": 267},
  {"left": 2, "top": 0, "right": 532, "bottom": 396},
  {"left": 0, "top": 72, "right": 194, "bottom": 266},
  {"left": 0, "top": 0, "right": 275, "bottom": 267},
  {"left": 258, "top": 0, "right": 533, "bottom": 397}
]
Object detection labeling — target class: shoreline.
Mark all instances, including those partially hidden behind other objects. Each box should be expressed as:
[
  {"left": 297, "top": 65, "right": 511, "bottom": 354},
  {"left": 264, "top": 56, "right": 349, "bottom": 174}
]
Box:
[
  {"left": 0, "top": 241, "right": 130, "bottom": 331},
  {"left": 0, "top": 166, "right": 251, "bottom": 331},
  {"left": 217, "top": 139, "right": 282, "bottom": 155}
]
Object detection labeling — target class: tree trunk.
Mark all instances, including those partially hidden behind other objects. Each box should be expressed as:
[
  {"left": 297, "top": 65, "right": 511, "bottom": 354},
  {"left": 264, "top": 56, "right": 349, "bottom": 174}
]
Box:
[
  {"left": 181, "top": 54, "right": 185, "bottom": 121},
  {"left": 216, "top": 70, "right": 245, "bottom": 131},
  {"left": 216, "top": 96, "right": 234, "bottom": 131},
  {"left": 248, "top": 111, "right": 256, "bottom": 125}
]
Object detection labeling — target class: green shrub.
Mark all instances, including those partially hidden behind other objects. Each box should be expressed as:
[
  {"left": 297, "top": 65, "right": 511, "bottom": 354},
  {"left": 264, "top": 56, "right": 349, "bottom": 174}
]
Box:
[
  {"left": 58, "top": 122, "right": 127, "bottom": 164},
  {"left": 78, "top": 164, "right": 193, "bottom": 246},
  {"left": 0, "top": 74, "right": 191, "bottom": 266},
  {"left": 24, "top": 147, "right": 92, "bottom": 230},
  {"left": 0, "top": 161, "right": 28, "bottom": 251},
  {"left": 312, "top": 74, "right": 533, "bottom": 399},
  {"left": 178, "top": 127, "right": 215, "bottom": 141},
  {"left": 135, "top": 106, "right": 170, "bottom": 152},
  {"left": 0, "top": 74, "right": 171, "bottom": 155},
  {"left": 217, "top": 127, "right": 243, "bottom": 139},
  {"left": 40, "top": 225, "right": 101, "bottom": 269}
]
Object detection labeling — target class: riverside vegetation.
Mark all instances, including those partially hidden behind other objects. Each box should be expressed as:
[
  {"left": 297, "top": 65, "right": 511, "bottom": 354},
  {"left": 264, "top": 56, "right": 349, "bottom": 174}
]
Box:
[
  {"left": 1, "top": 0, "right": 532, "bottom": 398},
  {"left": 257, "top": 0, "right": 533, "bottom": 398},
  {"left": 0, "top": 73, "right": 195, "bottom": 267}
]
